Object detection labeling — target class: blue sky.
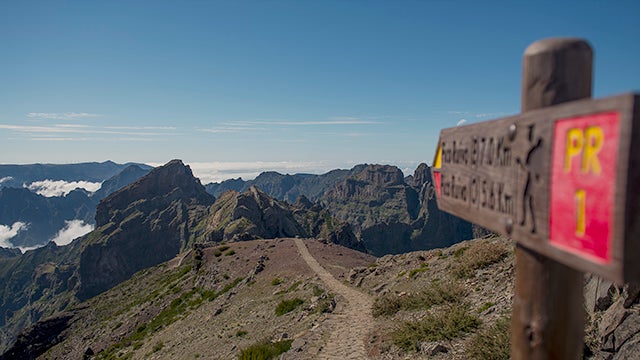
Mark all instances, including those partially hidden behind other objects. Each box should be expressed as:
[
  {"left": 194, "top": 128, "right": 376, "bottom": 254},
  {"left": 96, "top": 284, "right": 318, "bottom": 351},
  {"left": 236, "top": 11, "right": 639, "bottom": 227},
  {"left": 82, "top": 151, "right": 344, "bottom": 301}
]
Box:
[{"left": 1, "top": 1, "right": 638, "bottom": 182}]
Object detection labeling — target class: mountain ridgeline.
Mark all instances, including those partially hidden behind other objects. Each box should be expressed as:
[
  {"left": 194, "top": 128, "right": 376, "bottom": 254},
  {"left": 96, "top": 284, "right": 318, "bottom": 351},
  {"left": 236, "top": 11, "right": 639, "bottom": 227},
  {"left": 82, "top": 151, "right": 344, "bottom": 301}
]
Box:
[{"left": 205, "top": 162, "right": 473, "bottom": 256}]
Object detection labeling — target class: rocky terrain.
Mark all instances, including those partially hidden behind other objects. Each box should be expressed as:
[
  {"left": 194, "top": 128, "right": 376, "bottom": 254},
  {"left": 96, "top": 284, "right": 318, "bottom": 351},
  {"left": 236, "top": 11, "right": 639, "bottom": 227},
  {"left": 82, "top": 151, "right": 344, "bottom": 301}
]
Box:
[
  {"left": 205, "top": 163, "right": 473, "bottom": 257},
  {"left": 4, "top": 235, "right": 636, "bottom": 359},
  {"left": 0, "top": 160, "right": 362, "bottom": 351}
]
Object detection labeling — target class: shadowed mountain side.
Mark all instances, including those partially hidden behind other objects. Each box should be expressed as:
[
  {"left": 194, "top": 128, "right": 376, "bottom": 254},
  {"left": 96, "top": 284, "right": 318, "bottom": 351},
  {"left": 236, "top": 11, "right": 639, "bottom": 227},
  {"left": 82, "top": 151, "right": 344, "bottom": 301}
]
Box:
[
  {"left": 205, "top": 163, "right": 472, "bottom": 257},
  {"left": 0, "top": 160, "right": 214, "bottom": 351},
  {"left": 80, "top": 160, "right": 215, "bottom": 300},
  {"left": 90, "top": 164, "right": 151, "bottom": 201},
  {"left": 0, "top": 164, "right": 152, "bottom": 249},
  {"left": 322, "top": 163, "right": 472, "bottom": 256},
  {"left": 0, "top": 187, "right": 96, "bottom": 248}
]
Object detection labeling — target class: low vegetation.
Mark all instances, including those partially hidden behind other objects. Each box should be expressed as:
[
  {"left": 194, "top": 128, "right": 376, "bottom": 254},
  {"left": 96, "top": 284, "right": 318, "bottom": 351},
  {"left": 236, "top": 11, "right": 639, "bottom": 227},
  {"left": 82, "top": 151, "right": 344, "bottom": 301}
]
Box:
[
  {"left": 275, "top": 298, "right": 304, "bottom": 316},
  {"left": 392, "top": 304, "right": 480, "bottom": 351},
  {"left": 466, "top": 316, "right": 510, "bottom": 360},
  {"left": 97, "top": 277, "right": 243, "bottom": 359},
  {"left": 238, "top": 339, "right": 293, "bottom": 360},
  {"left": 452, "top": 241, "right": 509, "bottom": 278},
  {"left": 372, "top": 279, "right": 467, "bottom": 317}
]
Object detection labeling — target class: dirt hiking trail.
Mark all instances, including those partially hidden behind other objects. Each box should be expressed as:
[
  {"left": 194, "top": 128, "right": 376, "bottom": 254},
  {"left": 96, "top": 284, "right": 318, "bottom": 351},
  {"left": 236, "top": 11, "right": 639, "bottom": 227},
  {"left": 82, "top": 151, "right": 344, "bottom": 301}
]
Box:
[{"left": 294, "top": 238, "right": 374, "bottom": 359}]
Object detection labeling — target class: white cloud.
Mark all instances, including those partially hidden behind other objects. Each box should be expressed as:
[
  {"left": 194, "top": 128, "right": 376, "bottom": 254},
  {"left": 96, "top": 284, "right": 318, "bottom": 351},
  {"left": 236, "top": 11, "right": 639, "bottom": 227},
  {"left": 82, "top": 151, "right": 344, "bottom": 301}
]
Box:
[
  {"left": 50, "top": 220, "right": 94, "bottom": 246},
  {"left": 245, "top": 119, "right": 379, "bottom": 126},
  {"left": 154, "top": 161, "right": 341, "bottom": 184},
  {"left": 26, "top": 180, "right": 102, "bottom": 197},
  {"left": 18, "top": 244, "right": 44, "bottom": 253},
  {"left": 0, "top": 222, "right": 28, "bottom": 248},
  {"left": 0, "top": 124, "right": 177, "bottom": 137},
  {"left": 27, "top": 112, "right": 101, "bottom": 120},
  {"left": 456, "top": 119, "right": 467, "bottom": 126}
]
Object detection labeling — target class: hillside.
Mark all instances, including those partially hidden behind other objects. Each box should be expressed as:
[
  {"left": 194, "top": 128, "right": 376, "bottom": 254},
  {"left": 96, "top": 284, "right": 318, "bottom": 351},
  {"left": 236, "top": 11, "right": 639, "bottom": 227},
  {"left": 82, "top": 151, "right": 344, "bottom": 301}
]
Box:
[{"left": 4, "top": 235, "right": 639, "bottom": 359}]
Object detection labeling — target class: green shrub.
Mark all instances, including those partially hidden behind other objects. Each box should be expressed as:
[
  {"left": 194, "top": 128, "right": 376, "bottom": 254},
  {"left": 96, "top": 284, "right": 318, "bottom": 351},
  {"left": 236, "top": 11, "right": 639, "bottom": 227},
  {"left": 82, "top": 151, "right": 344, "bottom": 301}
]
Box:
[
  {"left": 152, "top": 341, "right": 164, "bottom": 353},
  {"left": 275, "top": 298, "right": 304, "bottom": 316},
  {"left": 372, "top": 280, "right": 466, "bottom": 317},
  {"left": 236, "top": 330, "right": 248, "bottom": 337},
  {"left": 225, "top": 249, "right": 236, "bottom": 256},
  {"left": 238, "top": 339, "right": 293, "bottom": 360},
  {"left": 477, "top": 301, "right": 496, "bottom": 313},
  {"left": 271, "top": 277, "right": 283, "bottom": 286},
  {"left": 392, "top": 304, "right": 480, "bottom": 351},
  {"left": 408, "top": 263, "right": 428, "bottom": 278},
  {"left": 286, "top": 281, "right": 302, "bottom": 293},
  {"left": 453, "top": 246, "right": 468, "bottom": 258},
  {"left": 311, "top": 284, "right": 324, "bottom": 297},
  {"left": 315, "top": 294, "right": 335, "bottom": 314},
  {"left": 467, "top": 316, "right": 510, "bottom": 360}
]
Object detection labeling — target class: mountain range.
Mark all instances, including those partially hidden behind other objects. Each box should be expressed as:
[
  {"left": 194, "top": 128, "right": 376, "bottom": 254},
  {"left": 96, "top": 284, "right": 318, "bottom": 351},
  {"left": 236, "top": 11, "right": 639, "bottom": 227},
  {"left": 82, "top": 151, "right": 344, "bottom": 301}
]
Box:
[{"left": 0, "top": 159, "right": 637, "bottom": 359}]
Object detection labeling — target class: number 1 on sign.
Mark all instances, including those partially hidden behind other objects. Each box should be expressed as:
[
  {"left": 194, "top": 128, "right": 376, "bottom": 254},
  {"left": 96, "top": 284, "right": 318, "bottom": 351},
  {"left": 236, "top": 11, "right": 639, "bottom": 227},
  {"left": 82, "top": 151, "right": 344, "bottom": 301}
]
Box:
[{"left": 575, "top": 189, "right": 586, "bottom": 237}]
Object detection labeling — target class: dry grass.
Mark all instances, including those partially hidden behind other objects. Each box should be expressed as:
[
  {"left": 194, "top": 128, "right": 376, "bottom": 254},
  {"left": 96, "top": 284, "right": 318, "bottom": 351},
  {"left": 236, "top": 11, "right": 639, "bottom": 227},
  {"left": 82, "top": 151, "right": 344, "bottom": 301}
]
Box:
[
  {"left": 391, "top": 303, "right": 480, "bottom": 351},
  {"left": 372, "top": 279, "right": 467, "bottom": 317},
  {"left": 452, "top": 240, "right": 510, "bottom": 278}
]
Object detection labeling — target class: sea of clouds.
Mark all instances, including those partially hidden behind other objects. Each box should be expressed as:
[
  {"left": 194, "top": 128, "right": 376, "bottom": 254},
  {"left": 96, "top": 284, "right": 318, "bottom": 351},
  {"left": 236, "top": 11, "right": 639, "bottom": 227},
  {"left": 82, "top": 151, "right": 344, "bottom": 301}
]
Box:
[
  {"left": 0, "top": 219, "right": 94, "bottom": 252},
  {"left": 0, "top": 222, "right": 28, "bottom": 248},
  {"left": 26, "top": 179, "right": 102, "bottom": 197}
]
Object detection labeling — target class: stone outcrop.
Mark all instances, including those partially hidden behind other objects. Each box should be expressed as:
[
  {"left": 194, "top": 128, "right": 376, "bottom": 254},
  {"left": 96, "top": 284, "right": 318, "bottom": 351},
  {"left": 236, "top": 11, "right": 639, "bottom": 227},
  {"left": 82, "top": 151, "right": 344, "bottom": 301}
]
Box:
[
  {"left": 78, "top": 160, "right": 215, "bottom": 300},
  {"left": 585, "top": 275, "right": 640, "bottom": 359},
  {"left": 0, "top": 313, "right": 74, "bottom": 360},
  {"left": 198, "top": 186, "right": 364, "bottom": 251},
  {"left": 322, "top": 163, "right": 472, "bottom": 256}
]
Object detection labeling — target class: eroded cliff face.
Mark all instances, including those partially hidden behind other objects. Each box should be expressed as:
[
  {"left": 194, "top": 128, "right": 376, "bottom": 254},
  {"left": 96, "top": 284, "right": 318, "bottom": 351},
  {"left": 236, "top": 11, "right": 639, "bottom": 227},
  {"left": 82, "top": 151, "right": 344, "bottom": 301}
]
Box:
[
  {"left": 196, "top": 186, "right": 364, "bottom": 251},
  {"left": 78, "top": 160, "right": 215, "bottom": 300},
  {"left": 321, "top": 163, "right": 472, "bottom": 256}
]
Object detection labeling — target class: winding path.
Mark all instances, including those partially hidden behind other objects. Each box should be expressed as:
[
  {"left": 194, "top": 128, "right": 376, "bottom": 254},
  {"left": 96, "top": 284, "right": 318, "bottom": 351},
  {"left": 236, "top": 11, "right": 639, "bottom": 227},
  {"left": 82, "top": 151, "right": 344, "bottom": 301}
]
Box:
[{"left": 294, "top": 238, "right": 374, "bottom": 359}]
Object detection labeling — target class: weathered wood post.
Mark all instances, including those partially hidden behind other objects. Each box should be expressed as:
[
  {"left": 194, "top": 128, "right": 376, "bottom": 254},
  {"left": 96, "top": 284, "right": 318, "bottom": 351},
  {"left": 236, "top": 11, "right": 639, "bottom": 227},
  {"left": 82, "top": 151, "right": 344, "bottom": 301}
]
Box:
[
  {"left": 511, "top": 38, "right": 592, "bottom": 360},
  {"left": 430, "top": 36, "right": 639, "bottom": 360}
]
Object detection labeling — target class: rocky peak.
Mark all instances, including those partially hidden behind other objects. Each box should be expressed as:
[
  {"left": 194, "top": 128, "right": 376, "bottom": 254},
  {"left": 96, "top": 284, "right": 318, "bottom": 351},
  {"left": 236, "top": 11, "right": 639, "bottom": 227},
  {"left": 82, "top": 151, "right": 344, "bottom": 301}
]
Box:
[
  {"left": 411, "top": 163, "right": 432, "bottom": 188},
  {"left": 294, "top": 195, "right": 314, "bottom": 210},
  {"left": 96, "top": 160, "right": 214, "bottom": 226},
  {"left": 356, "top": 164, "right": 405, "bottom": 187}
]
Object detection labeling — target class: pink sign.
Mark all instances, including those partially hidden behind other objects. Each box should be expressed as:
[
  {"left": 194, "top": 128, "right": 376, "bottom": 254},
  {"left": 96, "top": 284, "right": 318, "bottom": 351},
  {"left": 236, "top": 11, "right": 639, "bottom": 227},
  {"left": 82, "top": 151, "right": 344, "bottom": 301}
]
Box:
[{"left": 549, "top": 112, "right": 620, "bottom": 264}]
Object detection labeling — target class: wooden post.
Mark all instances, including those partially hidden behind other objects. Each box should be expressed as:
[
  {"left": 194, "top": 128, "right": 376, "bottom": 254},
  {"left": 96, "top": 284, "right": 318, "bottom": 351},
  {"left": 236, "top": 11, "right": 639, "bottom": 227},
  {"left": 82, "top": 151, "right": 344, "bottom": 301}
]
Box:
[{"left": 511, "top": 38, "right": 593, "bottom": 359}]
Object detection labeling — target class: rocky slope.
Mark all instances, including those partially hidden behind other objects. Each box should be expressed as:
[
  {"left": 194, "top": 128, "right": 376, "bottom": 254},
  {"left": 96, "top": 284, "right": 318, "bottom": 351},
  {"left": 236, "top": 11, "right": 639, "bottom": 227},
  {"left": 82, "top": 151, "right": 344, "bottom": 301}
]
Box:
[
  {"left": 0, "top": 160, "right": 214, "bottom": 351},
  {"left": 195, "top": 186, "right": 364, "bottom": 251},
  {"left": 79, "top": 159, "right": 215, "bottom": 300},
  {"left": 206, "top": 163, "right": 473, "bottom": 257},
  {"left": 322, "top": 163, "right": 472, "bottom": 256},
  {"left": 4, "top": 235, "right": 635, "bottom": 359}
]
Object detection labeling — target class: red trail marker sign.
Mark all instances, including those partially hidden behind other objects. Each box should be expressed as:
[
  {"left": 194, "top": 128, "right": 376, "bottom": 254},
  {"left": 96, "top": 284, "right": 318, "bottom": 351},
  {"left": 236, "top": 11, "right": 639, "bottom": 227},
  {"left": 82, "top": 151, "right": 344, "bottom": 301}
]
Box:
[{"left": 431, "top": 93, "right": 640, "bottom": 283}]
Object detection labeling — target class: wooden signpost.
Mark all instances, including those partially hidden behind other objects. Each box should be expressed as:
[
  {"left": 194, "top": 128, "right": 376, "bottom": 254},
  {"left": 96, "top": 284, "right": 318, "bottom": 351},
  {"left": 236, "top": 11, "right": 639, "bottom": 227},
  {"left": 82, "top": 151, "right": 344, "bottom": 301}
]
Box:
[{"left": 431, "top": 38, "right": 640, "bottom": 358}]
